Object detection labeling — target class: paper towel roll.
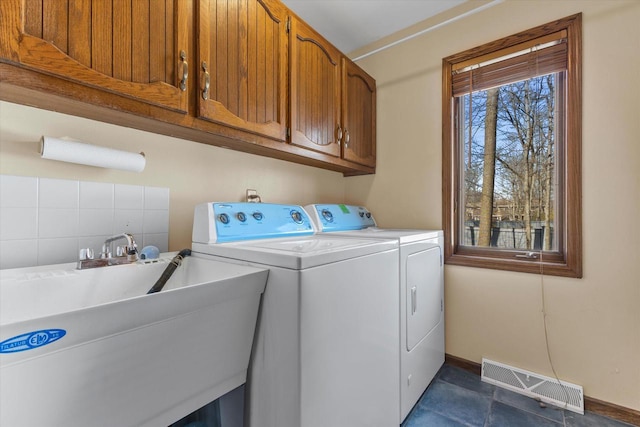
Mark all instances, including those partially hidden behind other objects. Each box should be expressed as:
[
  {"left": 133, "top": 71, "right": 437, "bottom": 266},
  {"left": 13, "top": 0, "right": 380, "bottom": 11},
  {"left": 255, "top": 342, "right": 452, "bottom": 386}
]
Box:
[{"left": 40, "top": 136, "right": 146, "bottom": 172}]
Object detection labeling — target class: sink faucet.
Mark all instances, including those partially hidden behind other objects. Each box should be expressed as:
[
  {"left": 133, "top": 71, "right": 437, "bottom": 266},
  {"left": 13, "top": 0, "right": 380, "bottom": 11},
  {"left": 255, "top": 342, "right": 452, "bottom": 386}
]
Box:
[
  {"left": 100, "top": 233, "right": 139, "bottom": 261},
  {"left": 77, "top": 233, "right": 139, "bottom": 270}
]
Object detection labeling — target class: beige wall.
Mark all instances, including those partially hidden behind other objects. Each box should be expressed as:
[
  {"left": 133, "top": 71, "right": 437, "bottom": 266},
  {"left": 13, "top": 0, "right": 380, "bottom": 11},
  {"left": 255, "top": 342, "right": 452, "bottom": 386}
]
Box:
[
  {"left": 1, "top": 0, "right": 638, "bottom": 412},
  {"left": 0, "top": 101, "right": 346, "bottom": 250},
  {"left": 347, "top": 0, "right": 640, "bottom": 411}
]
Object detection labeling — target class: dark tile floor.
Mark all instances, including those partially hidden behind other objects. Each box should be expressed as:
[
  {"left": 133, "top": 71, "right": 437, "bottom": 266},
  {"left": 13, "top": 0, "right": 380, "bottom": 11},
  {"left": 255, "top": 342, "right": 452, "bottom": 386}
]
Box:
[{"left": 402, "top": 364, "right": 637, "bottom": 427}]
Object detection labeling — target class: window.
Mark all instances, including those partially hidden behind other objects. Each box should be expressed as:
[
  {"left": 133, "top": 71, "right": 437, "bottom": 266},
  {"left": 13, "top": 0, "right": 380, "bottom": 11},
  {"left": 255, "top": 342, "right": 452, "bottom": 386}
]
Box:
[{"left": 442, "top": 14, "right": 582, "bottom": 277}]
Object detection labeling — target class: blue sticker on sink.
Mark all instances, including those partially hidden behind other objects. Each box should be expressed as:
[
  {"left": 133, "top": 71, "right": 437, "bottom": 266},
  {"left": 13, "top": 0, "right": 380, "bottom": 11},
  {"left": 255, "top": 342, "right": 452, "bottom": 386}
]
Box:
[{"left": 0, "top": 329, "right": 66, "bottom": 354}]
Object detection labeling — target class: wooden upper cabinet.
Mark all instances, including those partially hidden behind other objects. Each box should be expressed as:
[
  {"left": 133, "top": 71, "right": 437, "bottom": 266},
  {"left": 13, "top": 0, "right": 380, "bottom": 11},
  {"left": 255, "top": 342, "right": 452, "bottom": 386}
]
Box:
[
  {"left": 289, "top": 17, "right": 341, "bottom": 157},
  {"left": 197, "top": 0, "right": 288, "bottom": 142},
  {"left": 342, "top": 58, "right": 376, "bottom": 167},
  {"left": 0, "top": 0, "right": 376, "bottom": 174},
  {"left": 0, "top": 0, "right": 190, "bottom": 113}
]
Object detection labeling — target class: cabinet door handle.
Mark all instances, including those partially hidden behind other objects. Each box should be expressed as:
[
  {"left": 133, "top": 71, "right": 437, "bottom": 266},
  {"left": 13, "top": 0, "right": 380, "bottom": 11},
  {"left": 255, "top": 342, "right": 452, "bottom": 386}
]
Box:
[
  {"left": 336, "top": 126, "right": 343, "bottom": 145},
  {"left": 202, "top": 61, "right": 210, "bottom": 100},
  {"left": 344, "top": 129, "right": 350, "bottom": 148},
  {"left": 179, "top": 50, "right": 188, "bottom": 91}
]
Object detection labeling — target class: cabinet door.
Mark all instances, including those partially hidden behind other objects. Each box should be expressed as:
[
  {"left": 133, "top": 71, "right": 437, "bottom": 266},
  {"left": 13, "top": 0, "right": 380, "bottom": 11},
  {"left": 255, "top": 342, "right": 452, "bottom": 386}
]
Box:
[
  {"left": 289, "top": 17, "right": 341, "bottom": 157},
  {"left": 342, "top": 58, "right": 376, "bottom": 167},
  {"left": 197, "top": 0, "right": 287, "bottom": 142},
  {"left": 0, "top": 0, "right": 190, "bottom": 113}
]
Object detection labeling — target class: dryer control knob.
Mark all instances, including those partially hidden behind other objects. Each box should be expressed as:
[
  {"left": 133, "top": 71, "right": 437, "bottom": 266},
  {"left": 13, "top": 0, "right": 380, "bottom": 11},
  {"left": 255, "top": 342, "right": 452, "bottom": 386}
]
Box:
[
  {"left": 321, "top": 209, "right": 334, "bottom": 222},
  {"left": 218, "top": 213, "right": 230, "bottom": 224},
  {"left": 237, "top": 212, "right": 247, "bottom": 222}
]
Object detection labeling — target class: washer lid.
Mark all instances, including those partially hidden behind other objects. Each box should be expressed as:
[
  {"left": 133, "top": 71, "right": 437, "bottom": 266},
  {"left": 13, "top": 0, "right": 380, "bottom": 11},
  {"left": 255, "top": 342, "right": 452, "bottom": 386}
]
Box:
[
  {"left": 192, "top": 235, "right": 398, "bottom": 269},
  {"left": 329, "top": 228, "right": 443, "bottom": 245}
]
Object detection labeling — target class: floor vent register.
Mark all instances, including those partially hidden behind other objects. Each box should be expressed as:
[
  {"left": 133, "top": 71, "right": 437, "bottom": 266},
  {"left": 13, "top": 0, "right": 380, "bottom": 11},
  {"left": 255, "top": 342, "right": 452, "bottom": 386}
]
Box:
[{"left": 481, "top": 358, "right": 584, "bottom": 414}]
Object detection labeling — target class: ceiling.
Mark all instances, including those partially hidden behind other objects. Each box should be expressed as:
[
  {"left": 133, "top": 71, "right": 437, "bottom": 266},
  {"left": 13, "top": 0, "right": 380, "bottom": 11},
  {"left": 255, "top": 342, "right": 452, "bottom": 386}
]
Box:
[{"left": 281, "top": 0, "right": 467, "bottom": 54}]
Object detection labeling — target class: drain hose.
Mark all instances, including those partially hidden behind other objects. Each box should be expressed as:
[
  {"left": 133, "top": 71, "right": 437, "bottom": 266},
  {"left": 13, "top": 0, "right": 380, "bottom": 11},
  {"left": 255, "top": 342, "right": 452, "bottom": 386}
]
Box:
[{"left": 146, "top": 249, "right": 192, "bottom": 294}]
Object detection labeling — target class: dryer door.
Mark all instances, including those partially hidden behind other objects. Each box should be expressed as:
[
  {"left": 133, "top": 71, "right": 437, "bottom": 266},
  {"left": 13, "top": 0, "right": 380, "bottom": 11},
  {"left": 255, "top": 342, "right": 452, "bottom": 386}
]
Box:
[{"left": 406, "top": 246, "right": 442, "bottom": 351}]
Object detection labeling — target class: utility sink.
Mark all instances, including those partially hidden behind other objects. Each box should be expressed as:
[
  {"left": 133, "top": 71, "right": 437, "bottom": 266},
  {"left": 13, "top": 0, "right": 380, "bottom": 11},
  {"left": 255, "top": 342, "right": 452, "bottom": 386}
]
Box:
[{"left": 0, "top": 254, "right": 268, "bottom": 427}]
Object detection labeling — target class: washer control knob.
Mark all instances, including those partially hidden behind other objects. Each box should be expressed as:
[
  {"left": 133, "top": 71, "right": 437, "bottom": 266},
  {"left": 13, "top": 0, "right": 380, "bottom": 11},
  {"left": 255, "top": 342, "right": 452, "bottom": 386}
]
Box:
[
  {"left": 237, "top": 212, "right": 247, "bottom": 222},
  {"left": 252, "top": 211, "right": 263, "bottom": 221},
  {"left": 218, "top": 213, "right": 230, "bottom": 224},
  {"left": 366, "top": 212, "right": 372, "bottom": 219},
  {"left": 290, "top": 210, "right": 303, "bottom": 224},
  {"left": 321, "top": 209, "right": 334, "bottom": 222},
  {"left": 359, "top": 211, "right": 365, "bottom": 218}
]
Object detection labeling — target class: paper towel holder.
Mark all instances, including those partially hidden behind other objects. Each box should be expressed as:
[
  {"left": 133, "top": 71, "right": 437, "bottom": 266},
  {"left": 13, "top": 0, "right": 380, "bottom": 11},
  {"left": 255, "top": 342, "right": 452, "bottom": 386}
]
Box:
[{"left": 39, "top": 136, "right": 146, "bottom": 172}]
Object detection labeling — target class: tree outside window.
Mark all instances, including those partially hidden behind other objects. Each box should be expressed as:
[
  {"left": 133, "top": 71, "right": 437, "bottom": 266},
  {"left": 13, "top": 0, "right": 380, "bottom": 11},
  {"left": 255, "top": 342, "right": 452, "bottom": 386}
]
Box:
[{"left": 461, "top": 74, "right": 559, "bottom": 252}]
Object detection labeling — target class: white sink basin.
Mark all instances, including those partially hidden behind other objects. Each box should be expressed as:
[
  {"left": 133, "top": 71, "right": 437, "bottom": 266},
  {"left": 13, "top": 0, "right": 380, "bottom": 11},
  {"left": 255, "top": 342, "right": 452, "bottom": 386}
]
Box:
[{"left": 0, "top": 254, "right": 268, "bottom": 427}]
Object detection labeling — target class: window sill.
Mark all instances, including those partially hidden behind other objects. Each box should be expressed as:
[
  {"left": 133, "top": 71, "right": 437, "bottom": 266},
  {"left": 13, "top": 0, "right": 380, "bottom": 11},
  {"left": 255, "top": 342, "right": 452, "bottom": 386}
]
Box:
[{"left": 445, "top": 252, "right": 582, "bottom": 278}]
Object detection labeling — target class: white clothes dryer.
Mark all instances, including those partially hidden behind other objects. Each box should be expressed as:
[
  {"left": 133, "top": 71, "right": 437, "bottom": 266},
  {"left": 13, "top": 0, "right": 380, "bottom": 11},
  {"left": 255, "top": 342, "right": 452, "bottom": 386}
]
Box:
[
  {"left": 191, "top": 203, "right": 400, "bottom": 427},
  {"left": 305, "top": 204, "right": 445, "bottom": 423}
]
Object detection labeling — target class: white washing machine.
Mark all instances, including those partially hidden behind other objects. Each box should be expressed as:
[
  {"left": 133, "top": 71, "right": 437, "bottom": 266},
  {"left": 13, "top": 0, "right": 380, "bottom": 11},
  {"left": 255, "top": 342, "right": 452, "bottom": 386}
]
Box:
[
  {"left": 305, "top": 204, "right": 445, "bottom": 423},
  {"left": 191, "top": 202, "right": 400, "bottom": 427}
]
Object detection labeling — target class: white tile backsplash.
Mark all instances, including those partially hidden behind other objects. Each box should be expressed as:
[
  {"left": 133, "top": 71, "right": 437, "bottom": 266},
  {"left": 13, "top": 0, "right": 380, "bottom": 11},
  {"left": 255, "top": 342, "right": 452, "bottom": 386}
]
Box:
[
  {"left": 39, "top": 178, "right": 79, "bottom": 208},
  {"left": 0, "top": 175, "right": 38, "bottom": 207},
  {"left": 115, "top": 184, "right": 144, "bottom": 210},
  {"left": 79, "top": 209, "right": 115, "bottom": 236},
  {"left": 113, "top": 209, "right": 144, "bottom": 234},
  {"left": 38, "top": 237, "right": 79, "bottom": 266},
  {"left": 0, "top": 175, "right": 169, "bottom": 269},
  {"left": 38, "top": 208, "right": 79, "bottom": 239},
  {"left": 80, "top": 181, "right": 114, "bottom": 209},
  {"left": 143, "top": 209, "right": 170, "bottom": 234},
  {"left": 142, "top": 233, "right": 169, "bottom": 252},
  {"left": 0, "top": 239, "right": 38, "bottom": 269},
  {"left": 0, "top": 208, "right": 38, "bottom": 240}
]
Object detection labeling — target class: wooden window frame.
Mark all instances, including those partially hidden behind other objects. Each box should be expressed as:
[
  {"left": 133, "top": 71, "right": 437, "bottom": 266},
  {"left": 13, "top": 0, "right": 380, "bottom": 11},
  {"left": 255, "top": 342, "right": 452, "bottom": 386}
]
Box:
[{"left": 442, "top": 14, "right": 582, "bottom": 278}]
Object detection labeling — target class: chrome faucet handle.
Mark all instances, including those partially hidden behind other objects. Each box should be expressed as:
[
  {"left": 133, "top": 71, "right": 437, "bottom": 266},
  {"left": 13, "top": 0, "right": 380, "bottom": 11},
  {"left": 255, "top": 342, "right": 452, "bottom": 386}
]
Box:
[{"left": 79, "top": 248, "right": 94, "bottom": 260}]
